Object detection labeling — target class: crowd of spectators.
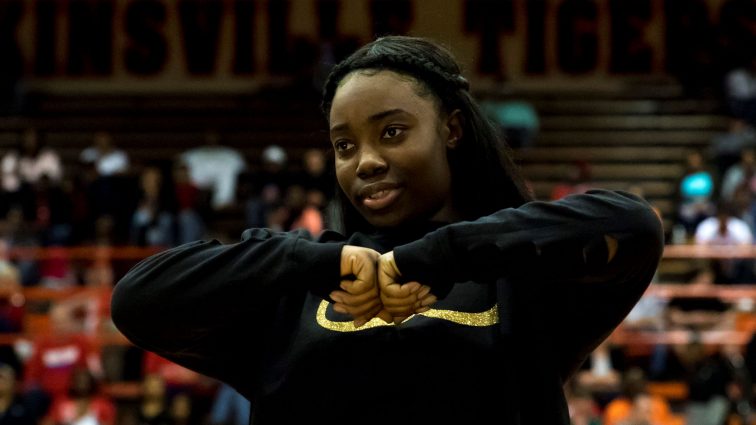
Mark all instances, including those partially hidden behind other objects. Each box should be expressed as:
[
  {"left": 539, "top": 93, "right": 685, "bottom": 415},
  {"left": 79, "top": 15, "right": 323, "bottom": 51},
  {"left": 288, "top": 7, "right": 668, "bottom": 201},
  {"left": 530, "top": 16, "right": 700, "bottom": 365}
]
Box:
[
  {"left": 0, "top": 54, "right": 752, "bottom": 425},
  {"left": 0, "top": 129, "right": 335, "bottom": 425}
]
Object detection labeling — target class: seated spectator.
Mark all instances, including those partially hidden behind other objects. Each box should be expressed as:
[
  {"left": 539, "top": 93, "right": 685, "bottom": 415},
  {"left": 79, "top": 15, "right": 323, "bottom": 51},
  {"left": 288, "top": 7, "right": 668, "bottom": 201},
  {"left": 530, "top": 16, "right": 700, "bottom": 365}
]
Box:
[
  {"left": 0, "top": 241, "right": 24, "bottom": 333},
  {"left": 22, "top": 302, "right": 102, "bottom": 421},
  {"left": 180, "top": 131, "right": 246, "bottom": 211},
  {"left": 676, "top": 341, "right": 735, "bottom": 425},
  {"left": 574, "top": 339, "right": 625, "bottom": 407},
  {"left": 565, "top": 385, "right": 602, "bottom": 425},
  {"left": 694, "top": 200, "right": 755, "bottom": 284},
  {"left": 0, "top": 363, "right": 34, "bottom": 425},
  {"left": 709, "top": 118, "right": 756, "bottom": 179},
  {"left": 283, "top": 184, "right": 323, "bottom": 236},
  {"left": 480, "top": 99, "right": 539, "bottom": 149},
  {"left": 172, "top": 161, "right": 205, "bottom": 245},
  {"left": 79, "top": 132, "right": 130, "bottom": 177},
  {"left": 675, "top": 150, "right": 716, "bottom": 237},
  {"left": 137, "top": 374, "right": 173, "bottom": 425},
  {"left": 33, "top": 175, "right": 74, "bottom": 246},
  {"left": 2, "top": 129, "right": 61, "bottom": 221},
  {"left": 550, "top": 160, "right": 593, "bottom": 200},
  {"left": 43, "top": 367, "right": 115, "bottom": 425},
  {"left": 2, "top": 128, "right": 62, "bottom": 193},
  {"left": 294, "top": 148, "right": 333, "bottom": 202},
  {"left": 719, "top": 343, "right": 752, "bottom": 423},
  {"left": 242, "top": 145, "right": 293, "bottom": 229},
  {"left": 720, "top": 147, "right": 756, "bottom": 202},
  {"left": 142, "top": 352, "right": 203, "bottom": 397},
  {"left": 603, "top": 367, "right": 679, "bottom": 425},
  {"left": 724, "top": 54, "right": 756, "bottom": 127},
  {"left": 0, "top": 207, "right": 41, "bottom": 286},
  {"left": 130, "top": 165, "right": 175, "bottom": 248},
  {"left": 208, "top": 382, "right": 250, "bottom": 425},
  {"left": 169, "top": 392, "right": 194, "bottom": 425}
]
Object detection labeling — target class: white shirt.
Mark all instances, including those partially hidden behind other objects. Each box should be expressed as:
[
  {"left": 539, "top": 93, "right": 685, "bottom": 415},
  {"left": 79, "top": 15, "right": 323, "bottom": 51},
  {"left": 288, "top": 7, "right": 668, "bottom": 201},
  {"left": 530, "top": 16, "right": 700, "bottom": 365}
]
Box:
[
  {"left": 726, "top": 68, "right": 756, "bottom": 99},
  {"left": 694, "top": 216, "right": 753, "bottom": 245},
  {"left": 181, "top": 146, "right": 246, "bottom": 209},
  {"left": 80, "top": 147, "right": 130, "bottom": 176}
]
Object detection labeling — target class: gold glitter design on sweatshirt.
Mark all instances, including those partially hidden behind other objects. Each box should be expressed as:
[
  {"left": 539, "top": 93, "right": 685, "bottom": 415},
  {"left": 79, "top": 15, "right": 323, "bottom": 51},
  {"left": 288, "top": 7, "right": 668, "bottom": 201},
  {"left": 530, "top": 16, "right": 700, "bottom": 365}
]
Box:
[{"left": 316, "top": 301, "right": 499, "bottom": 332}]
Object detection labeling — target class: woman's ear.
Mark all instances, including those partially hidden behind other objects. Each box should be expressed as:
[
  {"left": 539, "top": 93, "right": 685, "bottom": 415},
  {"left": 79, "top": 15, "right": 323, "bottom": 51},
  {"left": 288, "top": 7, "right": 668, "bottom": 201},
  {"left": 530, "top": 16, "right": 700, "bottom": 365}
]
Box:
[{"left": 445, "top": 109, "right": 463, "bottom": 149}]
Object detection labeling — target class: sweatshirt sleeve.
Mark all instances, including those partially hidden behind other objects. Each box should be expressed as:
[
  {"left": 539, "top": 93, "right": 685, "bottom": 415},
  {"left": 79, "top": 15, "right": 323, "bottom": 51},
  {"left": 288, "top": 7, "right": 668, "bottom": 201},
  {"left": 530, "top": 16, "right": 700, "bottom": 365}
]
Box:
[
  {"left": 110, "top": 228, "right": 345, "bottom": 383},
  {"left": 392, "top": 190, "right": 664, "bottom": 378}
]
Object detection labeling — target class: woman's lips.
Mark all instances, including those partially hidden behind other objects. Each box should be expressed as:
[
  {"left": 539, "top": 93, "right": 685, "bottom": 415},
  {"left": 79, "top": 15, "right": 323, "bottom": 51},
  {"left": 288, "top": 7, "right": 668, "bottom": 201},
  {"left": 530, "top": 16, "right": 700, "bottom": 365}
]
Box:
[{"left": 361, "top": 187, "right": 403, "bottom": 210}]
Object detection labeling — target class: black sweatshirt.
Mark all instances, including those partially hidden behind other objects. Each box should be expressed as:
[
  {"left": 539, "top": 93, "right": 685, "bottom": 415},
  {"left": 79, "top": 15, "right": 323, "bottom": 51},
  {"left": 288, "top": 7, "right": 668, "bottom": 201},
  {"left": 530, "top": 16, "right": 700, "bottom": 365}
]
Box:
[{"left": 111, "top": 189, "right": 664, "bottom": 425}]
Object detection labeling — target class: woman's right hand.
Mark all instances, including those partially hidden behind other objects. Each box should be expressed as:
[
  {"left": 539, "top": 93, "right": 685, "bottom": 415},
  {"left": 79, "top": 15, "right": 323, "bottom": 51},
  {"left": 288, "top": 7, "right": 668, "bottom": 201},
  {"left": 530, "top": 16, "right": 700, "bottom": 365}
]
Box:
[{"left": 331, "top": 245, "right": 392, "bottom": 327}]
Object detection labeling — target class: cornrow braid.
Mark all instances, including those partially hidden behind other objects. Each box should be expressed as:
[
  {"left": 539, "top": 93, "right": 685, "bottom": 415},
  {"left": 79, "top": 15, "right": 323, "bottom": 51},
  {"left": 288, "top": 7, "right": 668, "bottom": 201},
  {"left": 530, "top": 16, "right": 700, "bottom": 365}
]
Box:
[{"left": 322, "top": 49, "right": 469, "bottom": 116}]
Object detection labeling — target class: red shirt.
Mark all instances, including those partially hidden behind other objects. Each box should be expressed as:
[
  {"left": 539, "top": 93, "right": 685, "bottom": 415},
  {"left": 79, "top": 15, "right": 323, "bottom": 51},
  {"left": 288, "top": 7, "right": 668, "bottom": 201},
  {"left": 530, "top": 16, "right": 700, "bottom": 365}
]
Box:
[
  {"left": 47, "top": 395, "right": 116, "bottom": 425},
  {"left": 23, "top": 334, "right": 96, "bottom": 397}
]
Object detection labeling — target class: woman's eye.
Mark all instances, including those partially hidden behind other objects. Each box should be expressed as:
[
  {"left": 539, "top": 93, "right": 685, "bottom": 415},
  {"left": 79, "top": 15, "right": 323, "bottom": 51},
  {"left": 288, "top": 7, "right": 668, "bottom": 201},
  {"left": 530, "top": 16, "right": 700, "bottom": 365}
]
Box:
[
  {"left": 381, "top": 127, "right": 404, "bottom": 139},
  {"left": 334, "top": 140, "right": 354, "bottom": 152}
]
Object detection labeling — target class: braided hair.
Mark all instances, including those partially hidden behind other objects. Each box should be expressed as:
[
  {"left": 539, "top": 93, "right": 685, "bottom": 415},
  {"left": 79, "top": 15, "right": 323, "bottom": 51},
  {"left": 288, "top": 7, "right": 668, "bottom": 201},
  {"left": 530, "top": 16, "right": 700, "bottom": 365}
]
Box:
[{"left": 322, "top": 35, "right": 533, "bottom": 234}]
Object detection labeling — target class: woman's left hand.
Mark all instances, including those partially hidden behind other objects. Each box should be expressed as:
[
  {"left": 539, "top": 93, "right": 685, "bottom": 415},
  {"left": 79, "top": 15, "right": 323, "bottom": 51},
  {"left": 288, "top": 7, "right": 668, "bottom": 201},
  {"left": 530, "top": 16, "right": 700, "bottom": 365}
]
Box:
[{"left": 378, "top": 251, "right": 437, "bottom": 324}]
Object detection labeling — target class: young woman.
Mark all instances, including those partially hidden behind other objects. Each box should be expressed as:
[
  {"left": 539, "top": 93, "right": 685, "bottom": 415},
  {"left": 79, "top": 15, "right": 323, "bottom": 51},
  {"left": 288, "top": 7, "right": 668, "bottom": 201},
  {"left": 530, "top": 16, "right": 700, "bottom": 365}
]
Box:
[{"left": 111, "top": 36, "right": 663, "bottom": 424}]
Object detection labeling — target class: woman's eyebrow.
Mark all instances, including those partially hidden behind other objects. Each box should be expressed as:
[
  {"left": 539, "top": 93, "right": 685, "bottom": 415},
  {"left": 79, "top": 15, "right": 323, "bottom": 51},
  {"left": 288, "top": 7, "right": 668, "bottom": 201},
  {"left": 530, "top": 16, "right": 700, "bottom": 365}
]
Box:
[
  {"left": 330, "top": 108, "right": 411, "bottom": 134},
  {"left": 367, "top": 108, "right": 409, "bottom": 123}
]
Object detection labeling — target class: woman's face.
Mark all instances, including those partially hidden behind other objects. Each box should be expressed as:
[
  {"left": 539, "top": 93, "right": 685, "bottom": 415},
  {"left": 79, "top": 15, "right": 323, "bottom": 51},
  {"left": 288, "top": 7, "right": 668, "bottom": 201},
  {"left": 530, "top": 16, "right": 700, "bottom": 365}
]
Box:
[{"left": 329, "top": 70, "right": 460, "bottom": 228}]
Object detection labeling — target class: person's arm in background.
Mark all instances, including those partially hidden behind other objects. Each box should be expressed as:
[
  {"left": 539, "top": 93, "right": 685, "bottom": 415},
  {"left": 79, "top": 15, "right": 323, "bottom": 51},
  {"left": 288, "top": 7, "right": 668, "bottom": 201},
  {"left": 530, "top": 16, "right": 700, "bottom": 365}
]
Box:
[
  {"left": 390, "top": 190, "right": 664, "bottom": 379},
  {"left": 110, "top": 228, "right": 345, "bottom": 385}
]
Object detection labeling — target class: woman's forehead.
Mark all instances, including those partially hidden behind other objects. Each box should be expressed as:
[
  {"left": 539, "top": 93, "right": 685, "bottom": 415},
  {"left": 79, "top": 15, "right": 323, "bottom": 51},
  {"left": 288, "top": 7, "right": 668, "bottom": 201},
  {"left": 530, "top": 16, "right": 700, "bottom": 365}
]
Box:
[{"left": 329, "top": 70, "right": 436, "bottom": 125}]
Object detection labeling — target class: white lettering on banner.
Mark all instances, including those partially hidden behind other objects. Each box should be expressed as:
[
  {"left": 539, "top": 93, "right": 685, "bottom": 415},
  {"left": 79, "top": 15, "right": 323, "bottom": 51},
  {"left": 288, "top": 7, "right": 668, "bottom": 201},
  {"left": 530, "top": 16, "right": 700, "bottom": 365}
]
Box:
[{"left": 41, "top": 345, "right": 81, "bottom": 369}]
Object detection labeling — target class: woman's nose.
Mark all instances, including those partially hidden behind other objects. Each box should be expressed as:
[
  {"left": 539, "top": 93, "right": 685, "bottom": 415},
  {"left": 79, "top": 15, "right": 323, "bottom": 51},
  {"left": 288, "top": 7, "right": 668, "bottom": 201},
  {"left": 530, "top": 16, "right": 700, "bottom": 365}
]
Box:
[{"left": 356, "top": 147, "right": 388, "bottom": 179}]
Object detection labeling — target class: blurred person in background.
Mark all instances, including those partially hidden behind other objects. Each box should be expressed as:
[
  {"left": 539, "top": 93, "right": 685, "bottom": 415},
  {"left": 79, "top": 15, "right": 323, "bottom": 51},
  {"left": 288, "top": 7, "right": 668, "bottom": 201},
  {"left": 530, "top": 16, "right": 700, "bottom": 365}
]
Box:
[
  {"left": 709, "top": 118, "right": 756, "bottom": 180},
  {"left": 141, "top": 352, "right": 210, "bottom": 401},
  {"left": 0, "top": 242, "right": 24, "bottom": 334},
  {"left": 43, "top": 367, "right": 115, "bottom": 425},
  {"left": 677, "top": 341, "right": 739, "bottom": 425},
  {"left": 172, "top": 161, "right": 206, "bottom": 245},
  {"left": 295, "top": 148, "right": 333, "bottom": 202},
  {"left": 574, "top": 339, "right": 625, "bottom": 408},
  {"left": 719, "top": 343, "right": 752, "bottom": 424},
  {"left": 675, "top": 150, "right": 716, "bottom": 238},
  {"left": 603, "top": 367, "right": 679, "bottom": 425},
  {"left": 208, "top": 382, "right": 250, "bottom": 425},
  {"left": 130, "top": 165, "right": 176, "bottom": 248},
  {"left": 725, "top": 53, "right": 756, "bottom": 127},
  {"left": 694, "top": 200, "right": 754, "bottom": 284},
  {"left": 719, "top": 147, "right": 756, "bottom": 203},
  {"left": 169, "top": 393, "right": 194, "bottom": 425},
  {"left": 136, "top": 374, "right": 173, "bottom": 425},
  {"left": 480, "top": 98, "right": 539, "bottom": 150},
  {"left": 564, "top": 383, "right": 602, "bottom": 425},
  {"left": 1, "top": 207, "right": 40, "bottom": 287},
  {"left": 180, "top": 131, "right": 246, "bottom": 211},
  {"left": 1, "top": 129, "right": 62, "bottom": 220},
  {"left": 282, "top": 184, "right": 323, "bottom": 235},
  {"left": 79, "top": 132, "right": 130, "bottom": 178},
  {"left": 0, "top": 363, "right": 35, "bottom": 425},
  {"left": 22, "top": 302, "right": 102, "bottom": 422},
  {"left": 550, "top": 160, "right": 593, "bottom": 200},
  {"left": 241, "top": 144, "right": 292, "bottom": 229}
]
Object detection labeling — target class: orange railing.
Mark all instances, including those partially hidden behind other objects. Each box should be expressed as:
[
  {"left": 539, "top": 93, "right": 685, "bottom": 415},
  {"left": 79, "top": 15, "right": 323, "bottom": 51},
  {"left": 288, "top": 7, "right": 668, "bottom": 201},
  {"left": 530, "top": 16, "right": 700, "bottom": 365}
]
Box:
[{"left": 3, "top": 244, "right": 756, "bottom": 347}]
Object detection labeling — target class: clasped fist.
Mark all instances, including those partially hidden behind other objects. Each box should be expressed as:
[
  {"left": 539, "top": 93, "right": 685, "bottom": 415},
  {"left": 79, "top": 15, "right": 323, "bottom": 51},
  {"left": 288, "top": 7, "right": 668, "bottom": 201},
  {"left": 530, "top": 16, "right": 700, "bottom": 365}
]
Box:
[{"left": 330, "top": 245, "right": 437, "bottom": 327}]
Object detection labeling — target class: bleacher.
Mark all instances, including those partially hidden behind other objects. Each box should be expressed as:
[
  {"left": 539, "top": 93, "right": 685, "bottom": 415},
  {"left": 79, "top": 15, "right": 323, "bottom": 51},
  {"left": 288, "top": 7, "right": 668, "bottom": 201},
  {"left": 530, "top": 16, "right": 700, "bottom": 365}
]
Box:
[
  {"left": 508, "top": 83, "right": 728, "bottom": 228},
  {"left": 0, "top": 81, "right": 748, "bottom": 422}
]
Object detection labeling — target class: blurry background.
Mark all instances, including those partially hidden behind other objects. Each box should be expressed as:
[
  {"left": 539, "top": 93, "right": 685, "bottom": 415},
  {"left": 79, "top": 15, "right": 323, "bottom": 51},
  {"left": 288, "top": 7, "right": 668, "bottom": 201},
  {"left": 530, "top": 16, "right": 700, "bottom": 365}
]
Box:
[{"left": 0, "top": 0, "right": 755, "bottom": 424}]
